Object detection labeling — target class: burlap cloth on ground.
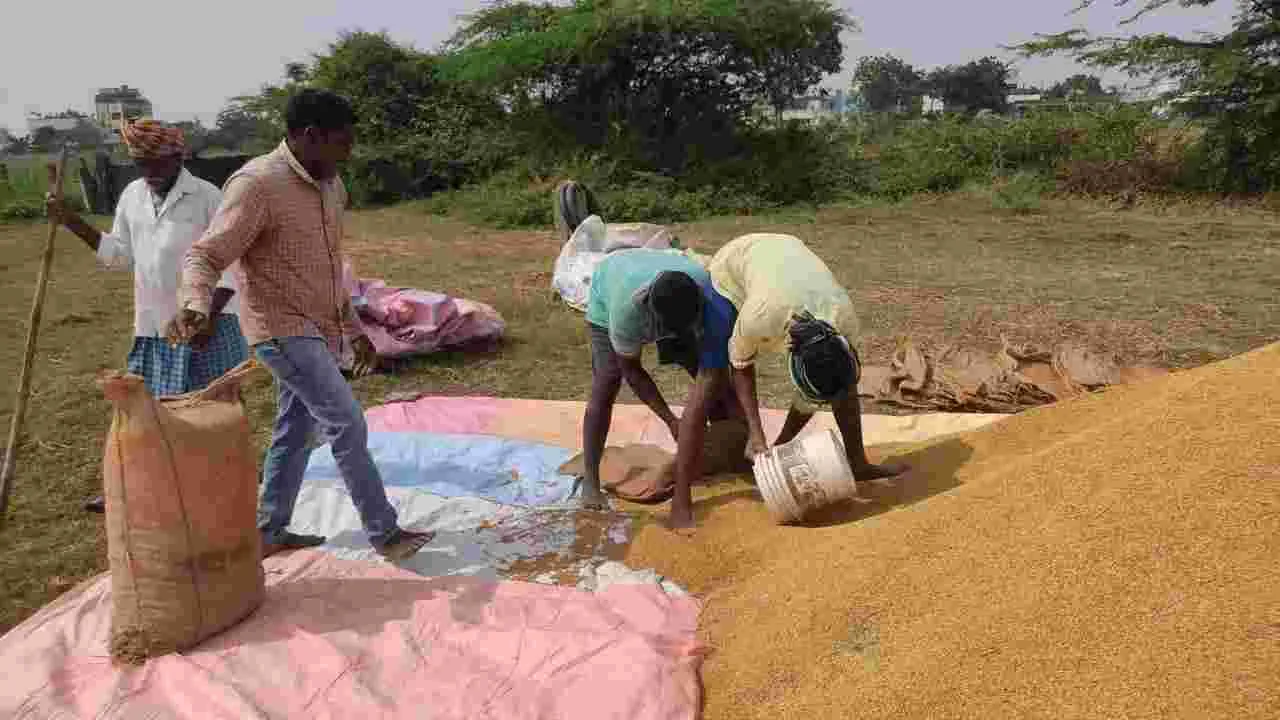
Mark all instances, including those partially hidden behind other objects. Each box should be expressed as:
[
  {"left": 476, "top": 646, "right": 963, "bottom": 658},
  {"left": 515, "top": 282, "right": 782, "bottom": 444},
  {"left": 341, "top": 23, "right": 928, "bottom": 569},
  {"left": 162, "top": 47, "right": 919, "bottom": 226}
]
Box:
[
  {"left": 627, "top": 342, "right": 1280, "bottom": 719},
  {"left": 559, "top": 420, "right": 751, "bottom": 503},
  {"left": 859, "top": 339, "right": 1169, "bottom": 413}
]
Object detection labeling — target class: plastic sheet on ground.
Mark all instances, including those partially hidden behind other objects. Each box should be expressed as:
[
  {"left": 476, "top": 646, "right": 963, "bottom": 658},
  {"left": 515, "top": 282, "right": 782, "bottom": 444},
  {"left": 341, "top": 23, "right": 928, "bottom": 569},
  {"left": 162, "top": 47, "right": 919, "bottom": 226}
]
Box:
[
  {"left": 365, "top": 395, "right": 1010, "bottom": 452},
  {"left": 0, "top": 550, "right": 703, "bottom": 720},
  {"left": 341, "top": 258, "right": 505, "bottom": 361},
  {"left": 298, "top": 431, "right": 630, "bottom": 583},
  {"left": 306, "top": 431, "right": 579, "bottom": 507}
]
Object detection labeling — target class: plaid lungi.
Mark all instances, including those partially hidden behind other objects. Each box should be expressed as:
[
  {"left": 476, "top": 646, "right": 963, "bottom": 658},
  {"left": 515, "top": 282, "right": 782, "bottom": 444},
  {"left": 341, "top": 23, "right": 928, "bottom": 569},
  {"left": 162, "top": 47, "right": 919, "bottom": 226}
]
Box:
[{"left": 126, "top": 314, "right": 250, "bottom": 397}]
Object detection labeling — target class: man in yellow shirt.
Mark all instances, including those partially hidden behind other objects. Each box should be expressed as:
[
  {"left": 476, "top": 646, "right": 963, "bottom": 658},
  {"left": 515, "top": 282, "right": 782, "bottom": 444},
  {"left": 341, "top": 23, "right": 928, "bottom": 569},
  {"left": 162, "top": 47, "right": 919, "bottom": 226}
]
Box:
[{"left": 706, "top": 233, "right": 904, "bottom": 482}]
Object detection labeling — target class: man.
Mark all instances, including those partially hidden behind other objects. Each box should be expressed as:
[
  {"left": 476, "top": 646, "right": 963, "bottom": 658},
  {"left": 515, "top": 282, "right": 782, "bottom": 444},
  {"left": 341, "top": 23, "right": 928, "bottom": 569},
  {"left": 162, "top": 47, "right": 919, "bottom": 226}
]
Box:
[
  {"left": 45, "top": 119, "right": 247, "bottom": 514},
  {"left": 580, "top": 247, "right": 738, "bottom": 510},
  {"left": 168, "top": 89, "right": 431, "bottom": 560},
  {"left": 691, "top": 233, "right": 906, "bottom": 493}
]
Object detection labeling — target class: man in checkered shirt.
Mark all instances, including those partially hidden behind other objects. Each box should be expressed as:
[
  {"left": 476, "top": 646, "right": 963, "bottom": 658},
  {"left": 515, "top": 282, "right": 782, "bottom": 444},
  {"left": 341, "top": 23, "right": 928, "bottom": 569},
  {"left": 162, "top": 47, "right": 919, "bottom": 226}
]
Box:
[{"left": 169, "top": 89, "right": 431, "bottom": 561}]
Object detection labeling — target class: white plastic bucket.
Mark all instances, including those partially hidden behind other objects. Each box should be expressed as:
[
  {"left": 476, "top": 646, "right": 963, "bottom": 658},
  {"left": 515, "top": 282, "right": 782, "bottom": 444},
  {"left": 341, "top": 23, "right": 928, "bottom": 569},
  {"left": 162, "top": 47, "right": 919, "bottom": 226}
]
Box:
[{"left": 754, "top": 429, "right": 859, "bottom": 523}]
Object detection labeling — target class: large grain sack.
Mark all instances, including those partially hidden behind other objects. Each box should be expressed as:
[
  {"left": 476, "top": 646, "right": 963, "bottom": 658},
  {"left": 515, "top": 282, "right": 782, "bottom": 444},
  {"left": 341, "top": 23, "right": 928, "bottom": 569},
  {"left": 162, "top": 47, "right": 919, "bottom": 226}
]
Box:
[{"left": 99, "top": 360, "right": 265, "bottom": 664}]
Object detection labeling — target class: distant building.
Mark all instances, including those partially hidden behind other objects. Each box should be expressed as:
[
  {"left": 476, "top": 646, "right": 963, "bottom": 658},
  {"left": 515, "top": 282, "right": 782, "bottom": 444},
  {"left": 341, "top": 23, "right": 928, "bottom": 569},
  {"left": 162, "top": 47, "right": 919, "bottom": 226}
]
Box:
[
  {"left": 94, "top": 85, "right": 153, "bottom": 129},
  {"left": 26, "top": 110, "right": 89, "bottom": 134},
  {"left": 1007, "top": 93, "right": 1043, "bottom": 118},
  {"left": 757, "top": 89, "right": 851, "bottom": 124}
]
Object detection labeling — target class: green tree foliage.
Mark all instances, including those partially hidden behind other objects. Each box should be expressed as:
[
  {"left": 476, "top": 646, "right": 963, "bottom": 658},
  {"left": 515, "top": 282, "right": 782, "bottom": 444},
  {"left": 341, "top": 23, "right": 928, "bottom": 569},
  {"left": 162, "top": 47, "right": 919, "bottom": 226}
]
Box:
[
  {"left": 852, "top": 55, "right": 924, "bottom": 113},
  {"left": 307, "top": 31, "right": 514, "bottom": 203},
  {"left": 1045, "top": 73, "right": 1114, "bottom": 99},
  {"left": 173, "top": 120, "right": 212, "bottom": 156},
  {"left": 4, "top": 134, "right": 31, "bottom": 155},
  {"left": 441, "top": 0, "right": 849, "bottom": 172},
  {"left": 29, "top": 126, "right": 59, "bottom": 153},
  {"left": 926, "top": 56, "right": 1017, "bottom": 114},
  {"left": 1016, "top": 0, "right": 1280, "bottom": 192}
]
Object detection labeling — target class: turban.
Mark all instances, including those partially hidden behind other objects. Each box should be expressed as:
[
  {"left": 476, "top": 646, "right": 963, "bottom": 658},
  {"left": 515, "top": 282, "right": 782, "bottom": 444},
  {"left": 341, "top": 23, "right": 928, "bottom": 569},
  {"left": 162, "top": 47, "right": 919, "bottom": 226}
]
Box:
[
  {"left": 787, "top": 310, "right": 860, "bottom": 405},
  {"left": 120, "top": 118, "right": 185, "bottom": 159}
]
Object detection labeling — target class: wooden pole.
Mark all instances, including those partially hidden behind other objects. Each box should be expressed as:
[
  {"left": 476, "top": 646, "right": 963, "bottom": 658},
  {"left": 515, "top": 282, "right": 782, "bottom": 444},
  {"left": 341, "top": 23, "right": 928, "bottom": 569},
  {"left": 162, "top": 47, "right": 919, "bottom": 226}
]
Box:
[{"left": 0, "top": 145, "right": 70, "bottom": 526}]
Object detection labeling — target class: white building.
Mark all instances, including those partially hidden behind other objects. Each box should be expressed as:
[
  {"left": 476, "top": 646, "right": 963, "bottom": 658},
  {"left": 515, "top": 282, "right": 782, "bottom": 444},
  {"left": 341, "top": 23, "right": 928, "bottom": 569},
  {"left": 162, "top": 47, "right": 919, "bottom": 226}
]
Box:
[
  {"left": 26, "top": 112, "right": 86, "bottom": 134},
  {"left": 94, "top": 85, "right": 153, "bottom": 129}
]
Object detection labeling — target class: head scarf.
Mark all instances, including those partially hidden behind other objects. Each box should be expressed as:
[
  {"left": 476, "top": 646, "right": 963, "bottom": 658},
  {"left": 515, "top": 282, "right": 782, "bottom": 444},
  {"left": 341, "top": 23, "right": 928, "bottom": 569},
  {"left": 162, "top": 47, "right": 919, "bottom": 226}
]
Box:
[
  {"left": 787, "top": 310, "right": 860, "bottom": 405},
  {"left": 120, "top": 118, "right": 186, "bottom": 159},
  {"left": 645, "top": 271, "right": 704, "bottom": 367}
]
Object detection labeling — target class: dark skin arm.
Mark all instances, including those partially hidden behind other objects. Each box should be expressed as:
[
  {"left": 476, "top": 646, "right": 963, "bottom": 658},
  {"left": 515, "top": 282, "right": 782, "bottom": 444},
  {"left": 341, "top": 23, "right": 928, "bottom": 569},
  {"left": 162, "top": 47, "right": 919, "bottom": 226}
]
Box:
[
  {"left": 730, "top": 364, "right": 770, "bottom": 460},
  {"left": 670, "top": 367, "right": 730, "bottom": 529},
  {"left": 617, "top": 355, "right": 681, "bottom": 440},
  {"left": 45, "top": 197, "right": 102, "bottom": 251},
  {"left": 830, "top": 389, "right": 907, "bottom": 480},
  {"left": 776, "top": 390, "right": 907, "bottom": 482},
  {"left": 189, "top": 286, "right": 236, "bottom": 350}
]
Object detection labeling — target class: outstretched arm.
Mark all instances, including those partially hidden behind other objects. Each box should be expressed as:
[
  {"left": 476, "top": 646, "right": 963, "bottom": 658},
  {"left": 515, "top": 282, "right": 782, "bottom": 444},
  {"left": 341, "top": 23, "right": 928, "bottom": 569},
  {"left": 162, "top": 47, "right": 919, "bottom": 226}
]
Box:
[
  {"left": 618, "top": 355, "right": 681, "bottom": 440},
  {"left": 670, "top": 367, "right": 729, "bottom": 529},
  {"left": 180, "top": 176, "right": 267, "bottom": 316},
  {"left": 730, "top": 364, "right": 769, "bottom": 459}
]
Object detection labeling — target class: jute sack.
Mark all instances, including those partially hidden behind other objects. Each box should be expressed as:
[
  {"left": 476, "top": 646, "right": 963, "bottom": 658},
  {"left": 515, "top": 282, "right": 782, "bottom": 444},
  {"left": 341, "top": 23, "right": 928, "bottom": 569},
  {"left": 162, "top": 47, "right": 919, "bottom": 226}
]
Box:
[
  {"left": 558, "top": 419, "right": 754, "bottom": 503},
  {"left": 99, "top": 360, "right": 265, "bottom": 664}
]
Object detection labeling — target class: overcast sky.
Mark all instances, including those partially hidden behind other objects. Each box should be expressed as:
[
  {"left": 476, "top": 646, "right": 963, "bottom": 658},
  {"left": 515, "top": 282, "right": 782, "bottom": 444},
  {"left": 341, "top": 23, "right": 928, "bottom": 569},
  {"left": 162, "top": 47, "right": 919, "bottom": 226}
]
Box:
[{"left": 1, "top": 0, "right": 1233, "bottom": 133}]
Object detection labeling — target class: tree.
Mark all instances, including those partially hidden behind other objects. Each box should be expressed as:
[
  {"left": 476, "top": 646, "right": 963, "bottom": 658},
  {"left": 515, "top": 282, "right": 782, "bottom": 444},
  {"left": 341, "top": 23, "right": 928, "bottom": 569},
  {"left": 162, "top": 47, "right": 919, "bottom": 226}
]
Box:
[
  {"left": 211, "top": 104, "right": 276, "bottom": 152},
  {"left": 441, "top": 0, "right": 850, "bottom": 172},
  {"left": 216, "top": 64, "right": 310, "bottom": 150},
  {"left": 66, "top": 119, "right": 106, "bottom": 148},
  {"left": 1045, "top": 73, "right": 1114, "bottom": 99},
  {"left": 1015, "top": 0, "right": 1280, "bottom": 192},
  {"left": 852, "top": 54, "right": 924, "bottom": 113},
  {"left": 284, "top": 62, "right": 309, "bottom": 83},
  {"left": 4, "top": 134, "right": 31, "bottom": 155},
  {"left": 29, "top": 126, "right": 58, "bottom": 153},
  {"left": 926, "top": 56, "right": 1016, "bottom": 114},
  {"left": 173, "top": 119, "right": 213, "bottom": 156}
]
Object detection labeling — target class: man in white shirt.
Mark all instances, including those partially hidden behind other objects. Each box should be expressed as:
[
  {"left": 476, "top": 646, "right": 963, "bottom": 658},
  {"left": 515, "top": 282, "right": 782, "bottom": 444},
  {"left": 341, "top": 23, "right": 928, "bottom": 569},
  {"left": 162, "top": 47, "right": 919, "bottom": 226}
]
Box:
[{"left": 45, "top": 119, "right": 248, "bottom": 513}]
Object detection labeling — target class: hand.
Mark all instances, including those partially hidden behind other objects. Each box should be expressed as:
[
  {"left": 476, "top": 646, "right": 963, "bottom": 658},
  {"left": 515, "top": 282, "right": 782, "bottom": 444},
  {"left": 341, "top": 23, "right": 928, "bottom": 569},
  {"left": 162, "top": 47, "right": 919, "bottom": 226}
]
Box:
[
  {"left": 666, "top": 416, "right": 681, "bottom": 443},
  {"left": 165, "top": 309, "right": 207, "bottom": 346},
  {"left": 189, "top": 314, "right": 217, "bottom": 351},
  {"left": 351, "top": 334, "right": 378, "bottom": 378},
  {"left": 745, "top": 431, "right": 770, "bottom": 464},
  {"left": 45, "top": 193, "right": 74, "bottom": 225}
]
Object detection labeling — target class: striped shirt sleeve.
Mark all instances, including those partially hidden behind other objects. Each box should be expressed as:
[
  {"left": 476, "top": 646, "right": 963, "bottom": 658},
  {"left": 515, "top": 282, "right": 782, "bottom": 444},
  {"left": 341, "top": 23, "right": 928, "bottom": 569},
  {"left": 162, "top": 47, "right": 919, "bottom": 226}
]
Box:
[{"left": 182, "top": 175, "right": 267, "bottom": 315}]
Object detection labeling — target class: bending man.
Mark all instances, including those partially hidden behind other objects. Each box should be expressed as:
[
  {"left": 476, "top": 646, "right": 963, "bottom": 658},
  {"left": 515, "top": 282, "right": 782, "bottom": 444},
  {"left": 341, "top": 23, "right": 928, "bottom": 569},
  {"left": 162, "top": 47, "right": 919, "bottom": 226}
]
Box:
[
  {"left": 581, "top": 248, "right": 737, "bottom": 509},
  {"left": 669, "top": 233, "right": 906, "bottom": 528},
  {"left": 708, "top": 232, "right": 904, "bottom": 478}
]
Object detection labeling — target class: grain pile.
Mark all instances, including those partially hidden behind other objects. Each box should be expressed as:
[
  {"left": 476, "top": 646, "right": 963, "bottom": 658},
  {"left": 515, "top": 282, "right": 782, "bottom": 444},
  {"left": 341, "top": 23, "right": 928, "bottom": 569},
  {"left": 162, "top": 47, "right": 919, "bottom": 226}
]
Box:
[{"left": 627, "top": 343, "right": 1280, "bottom": 719}]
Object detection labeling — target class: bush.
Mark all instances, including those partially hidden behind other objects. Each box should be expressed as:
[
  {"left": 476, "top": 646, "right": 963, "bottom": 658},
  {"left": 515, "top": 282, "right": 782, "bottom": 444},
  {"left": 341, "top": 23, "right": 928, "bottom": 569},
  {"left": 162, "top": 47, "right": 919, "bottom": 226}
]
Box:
[
  {"left": 989, "top": 171, "right": 1051, "bottom": 213},
  {"left": 1, "top": 199, "right": 47, "bottom": 221}
]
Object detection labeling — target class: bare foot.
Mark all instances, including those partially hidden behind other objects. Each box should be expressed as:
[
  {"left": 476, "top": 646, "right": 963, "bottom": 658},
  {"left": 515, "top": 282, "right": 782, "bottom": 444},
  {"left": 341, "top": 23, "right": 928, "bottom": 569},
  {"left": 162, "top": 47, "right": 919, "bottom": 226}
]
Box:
[
  {"left": 579, "top": 484, "right": 609, "bottom": 511},
  {"left": 374, "top": 529, "right": 435, "bottom": 561},
  {"left": 666, "top": 503, "right": 696, "bottom": 531},
  {"left": 852, "top": 461, "right": 908, "bottom": 482}
]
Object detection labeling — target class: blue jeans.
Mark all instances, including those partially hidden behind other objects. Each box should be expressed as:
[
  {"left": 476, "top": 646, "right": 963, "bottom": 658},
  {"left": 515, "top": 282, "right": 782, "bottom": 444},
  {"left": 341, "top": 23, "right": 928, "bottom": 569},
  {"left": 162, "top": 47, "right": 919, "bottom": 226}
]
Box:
[{"left": 254, "top": 337, "right": 399, "bottom": 545}]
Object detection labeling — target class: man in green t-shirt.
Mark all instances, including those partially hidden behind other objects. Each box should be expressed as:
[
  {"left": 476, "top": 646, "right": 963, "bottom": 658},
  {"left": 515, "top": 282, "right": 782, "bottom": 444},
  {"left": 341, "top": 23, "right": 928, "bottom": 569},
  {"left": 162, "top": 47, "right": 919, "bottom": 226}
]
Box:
[{"left": 580, "top": 248, "right": 737, "bottom": 509}]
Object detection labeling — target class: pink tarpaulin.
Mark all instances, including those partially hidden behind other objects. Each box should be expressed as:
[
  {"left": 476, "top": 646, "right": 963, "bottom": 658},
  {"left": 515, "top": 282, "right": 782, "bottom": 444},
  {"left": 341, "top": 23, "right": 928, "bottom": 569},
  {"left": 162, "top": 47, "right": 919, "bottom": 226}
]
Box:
[
  {"left": 343, "top": 260, "right": 505, "bottom": 359},
  {"left": 1, "top": 551, "right": 703, "bottom": 719},
  {"left": 365, "top": 396, "right": 1008, "bottom": 453}
]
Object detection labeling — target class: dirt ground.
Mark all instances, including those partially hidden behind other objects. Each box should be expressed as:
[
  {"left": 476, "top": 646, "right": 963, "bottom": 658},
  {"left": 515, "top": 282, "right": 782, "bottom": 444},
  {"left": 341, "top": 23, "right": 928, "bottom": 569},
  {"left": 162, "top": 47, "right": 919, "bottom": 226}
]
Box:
[{"left": 0, "top": 194, "right": 1276, "bottom": 632}]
